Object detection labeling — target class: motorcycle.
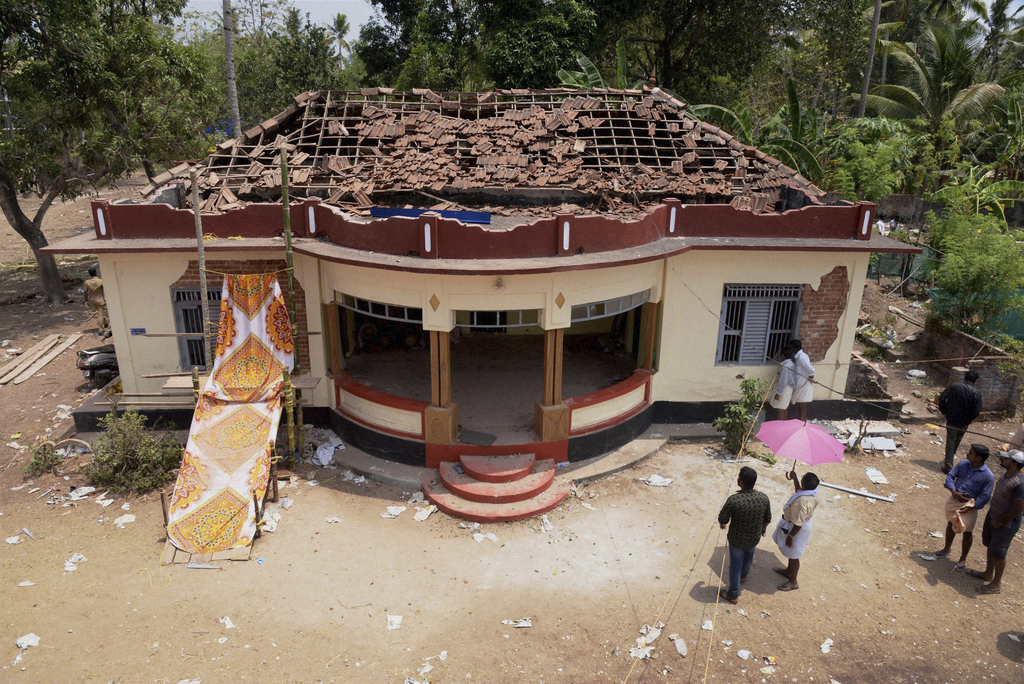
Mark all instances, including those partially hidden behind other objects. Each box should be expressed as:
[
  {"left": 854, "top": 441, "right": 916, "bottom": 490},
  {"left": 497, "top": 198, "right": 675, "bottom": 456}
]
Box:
[{"left": 77, "top": 343, "right": 119, "bottom": 388}]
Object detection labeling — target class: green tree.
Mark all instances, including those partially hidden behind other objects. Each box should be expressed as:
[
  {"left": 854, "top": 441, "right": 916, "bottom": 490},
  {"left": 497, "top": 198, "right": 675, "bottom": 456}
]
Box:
[
  {"left": 823, "top": 117, "right": 918, "bottom": 201},
  {"left": 927, "top": 209, "right": 1024, "bottom": 333},
  {"left": 866, "top": 20, "right": 1018, "bottom": 132},
  {"left": 395, "top": 0, "right": 480, "bottom": 90},
  {"left": 0, "top": 0, "right": 213, "bottom": 303},
  {"left": 478, "top": 0, "right": 596, "bottom": 89},
  {"left": 927, "top": 163, "right": 1024, "bottom": 225},
  {"left": 355, "top": 0, "right": 423, "bottom": 86},
  {"left": 330, "top": 12, "right": 351, "bottom": 58}
]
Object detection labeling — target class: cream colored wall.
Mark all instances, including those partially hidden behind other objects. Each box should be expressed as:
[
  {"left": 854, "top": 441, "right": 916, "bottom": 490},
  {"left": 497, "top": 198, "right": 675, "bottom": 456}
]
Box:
[
  {"left": 653, "top": 250, "right": 870, "bottom": 404},
  {"left": 319, "top": 260, "right": 663, "bottom": 332},
  {"left": 102, "top": 251, "right": 325, "bottom": 402}
]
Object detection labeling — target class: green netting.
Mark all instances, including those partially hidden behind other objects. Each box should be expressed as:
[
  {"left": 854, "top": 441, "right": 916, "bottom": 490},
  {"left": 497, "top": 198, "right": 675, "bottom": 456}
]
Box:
[
  {"left": 867, "top": 246, "right": 939, "bottom": 283},
  {"left": 927, "top": 287, "right": 1024, "bottom": 341}
]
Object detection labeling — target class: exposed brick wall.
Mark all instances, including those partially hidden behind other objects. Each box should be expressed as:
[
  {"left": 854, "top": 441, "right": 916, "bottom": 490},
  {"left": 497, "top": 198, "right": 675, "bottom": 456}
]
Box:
[
  {"left": 171, "top": 260, "right": 310, "bottom": 370},
  {"left": 922, "top": 320, "right": 1021, "bottom": 416},
  {"left": 798, "top": 266, "right": 850, "bottom": 362},
  {"left": 845, "top": 351, "right": 890, "bottom": 399}
]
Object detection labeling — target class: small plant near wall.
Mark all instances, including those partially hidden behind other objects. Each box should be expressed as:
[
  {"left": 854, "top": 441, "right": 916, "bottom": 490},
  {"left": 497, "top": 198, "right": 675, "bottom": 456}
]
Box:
[{"left": 713, "top": 377, "right": 770, "bottom": 455}]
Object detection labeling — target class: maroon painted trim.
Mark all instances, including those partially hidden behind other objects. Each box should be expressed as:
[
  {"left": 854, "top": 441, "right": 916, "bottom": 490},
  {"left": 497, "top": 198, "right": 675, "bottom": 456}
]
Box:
[
  {"left": 91, "top": 193, "right": 876, "bottom": 259},
  {"left": 565, "top": 369, "right": 653, "bottom": 436},
  {"left": 332, "top": 372, "right": 428, "bottom": 438},
  {"left": 426, "top": 440, "right": 569, "bottom": 469}
]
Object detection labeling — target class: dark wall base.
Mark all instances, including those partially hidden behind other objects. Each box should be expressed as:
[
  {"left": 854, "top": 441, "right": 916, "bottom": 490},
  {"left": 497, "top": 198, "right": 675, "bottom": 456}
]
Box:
[
  {"left": 72, "top": 398, "right": 333, "bottom": 435},
  {"left": 652, "top": 399, "right": 892, "bottom": 423},
  {"left": 330, "top": 410, "right": 426, "bottom": 467},
  {"left": 568, "top": 405, "right": 653, "bottom": 462}
]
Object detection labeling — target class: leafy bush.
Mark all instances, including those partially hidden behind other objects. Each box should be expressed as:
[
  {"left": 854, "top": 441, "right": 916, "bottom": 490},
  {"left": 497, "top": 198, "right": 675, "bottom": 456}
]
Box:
[
  {"left": 82, "top": 411, "right": 183, "bottom": 494},
  {"left": 713, "top": 377, "right": 770, "bottom": 455},
  {"left": 24, "top": 441, "right": 64, "bottom": 476},
  {"left": 926, "top": 210, "right": 1024, "bottom": 334},
  {"left": 822, "top": 118, "right": 916, "bottom": 201}
]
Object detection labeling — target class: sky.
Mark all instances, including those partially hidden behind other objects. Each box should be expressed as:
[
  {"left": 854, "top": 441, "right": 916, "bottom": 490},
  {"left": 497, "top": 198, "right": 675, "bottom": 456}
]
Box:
[{"left": 183, "top": 0, "right": 375, "bottom": 33}]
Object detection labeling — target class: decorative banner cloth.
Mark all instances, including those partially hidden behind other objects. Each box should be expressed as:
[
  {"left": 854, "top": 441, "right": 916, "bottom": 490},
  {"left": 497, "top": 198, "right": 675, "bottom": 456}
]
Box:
[{"left": 167, "top": 274, "right": 294, "bottom": 554}]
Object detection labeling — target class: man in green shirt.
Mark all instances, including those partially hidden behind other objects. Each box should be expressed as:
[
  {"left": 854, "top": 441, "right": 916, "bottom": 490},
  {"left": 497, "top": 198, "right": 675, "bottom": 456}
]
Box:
[{"left": 718, "top": 466, "right": 773, "bottom": 604}]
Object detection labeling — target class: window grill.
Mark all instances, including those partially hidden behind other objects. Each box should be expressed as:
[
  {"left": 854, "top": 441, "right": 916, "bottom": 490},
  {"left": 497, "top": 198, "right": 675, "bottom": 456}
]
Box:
[
  {"left": 172, "top": 288, "right": 221, "bottom": 370},
  {"left": 717, "top": 284, "right": 801, "bottom": 365},
  {"left": 456, "top": 309, "right": 540, "bottom": 330},
  {"left": 338, "top": 294, "right": 423, "bottom": 323},
  {"left": 571, "top": 289, "right": 650, "bottom": 322}
]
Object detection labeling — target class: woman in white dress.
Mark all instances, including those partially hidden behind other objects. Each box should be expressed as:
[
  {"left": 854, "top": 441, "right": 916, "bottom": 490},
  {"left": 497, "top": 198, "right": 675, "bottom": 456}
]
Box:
[
  {"left": 772, "top": 468, "right": 820, "bottom": 591},
  {"left": 769, "top": 346, "right": 796, "bottom": 421}
]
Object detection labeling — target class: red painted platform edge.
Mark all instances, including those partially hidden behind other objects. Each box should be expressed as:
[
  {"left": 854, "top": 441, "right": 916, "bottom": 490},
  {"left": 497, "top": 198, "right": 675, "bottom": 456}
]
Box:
[
  {"left": 439, "top": 461, "right": 554, "bottom": 504},
  {"left": 459, "top": 453, "right": 536, "bottom": 483},
  {"left": 423, "top": 474, "right": 569, "bottom": 523},
  {"left": 426, "top": 439, "right": 567, "bottom": 469}
]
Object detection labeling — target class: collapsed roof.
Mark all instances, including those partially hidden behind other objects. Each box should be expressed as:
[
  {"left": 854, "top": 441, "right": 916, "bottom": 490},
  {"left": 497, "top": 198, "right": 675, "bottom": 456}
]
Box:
[{"left": 148, "top": 87, "right": 825, "bottom": 217}]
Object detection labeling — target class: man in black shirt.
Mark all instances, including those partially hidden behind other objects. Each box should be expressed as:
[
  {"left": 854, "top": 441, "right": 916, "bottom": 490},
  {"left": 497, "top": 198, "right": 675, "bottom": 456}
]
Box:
[
  {"left": 717, "top": 466, "right": 772, "bottom": 604},
  {"left": 937, "top": 370, "right": 983, "bottom": 474}
]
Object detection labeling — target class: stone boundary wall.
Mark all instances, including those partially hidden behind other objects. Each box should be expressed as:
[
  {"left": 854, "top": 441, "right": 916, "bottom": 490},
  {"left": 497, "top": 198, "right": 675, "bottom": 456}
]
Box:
[{"left": 921, "top": 319, "right": 1022, "bottom": 416}]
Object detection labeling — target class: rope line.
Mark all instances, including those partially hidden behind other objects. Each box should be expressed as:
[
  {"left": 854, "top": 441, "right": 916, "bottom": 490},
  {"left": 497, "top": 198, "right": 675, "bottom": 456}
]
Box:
[{"left": 201, "top": 267, "right": 293, "bottom": 277}]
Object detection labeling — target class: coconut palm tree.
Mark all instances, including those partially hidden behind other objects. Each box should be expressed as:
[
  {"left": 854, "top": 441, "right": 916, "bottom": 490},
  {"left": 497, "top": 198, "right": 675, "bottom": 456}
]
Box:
[
  {"left": 866, "top": 20, "right": 1019, "bottom": 132},
  {"left": 330, "top": 13, "right": 351, "bottom": 61}
]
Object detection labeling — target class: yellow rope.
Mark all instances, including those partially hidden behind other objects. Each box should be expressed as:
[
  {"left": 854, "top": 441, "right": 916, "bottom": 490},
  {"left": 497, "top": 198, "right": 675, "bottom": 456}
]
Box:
[
  {"left": 621, "top": 382, "right": 772, "bottom": 684},
  {"left": 137, "top": 565, "right": 173, "bottom": 589},
  {"left": 200, "top": 266, "right": 293, "bottom": 277}
]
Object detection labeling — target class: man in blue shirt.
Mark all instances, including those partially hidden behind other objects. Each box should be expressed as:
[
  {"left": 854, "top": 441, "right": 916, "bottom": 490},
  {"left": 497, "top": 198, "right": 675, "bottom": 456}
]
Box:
[{"left": 934, "top": 444, "right": 995, "bottom": 570}]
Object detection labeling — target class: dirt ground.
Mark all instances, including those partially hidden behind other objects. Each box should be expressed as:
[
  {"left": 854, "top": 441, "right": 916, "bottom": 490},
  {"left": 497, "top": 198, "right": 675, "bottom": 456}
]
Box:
[{"left": 0, "top": 190, "right": 1022, "bottom": 683}]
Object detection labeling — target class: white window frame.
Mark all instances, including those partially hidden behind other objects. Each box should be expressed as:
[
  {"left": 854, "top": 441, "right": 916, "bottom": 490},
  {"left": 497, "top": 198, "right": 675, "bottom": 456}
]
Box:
[
  {"left": 337, "top": 293, "right": 424, "bottom": 324},
  {"left": 571, "top": 289, "right": 650, "bottom": 322},
  {"left": 716, "top": 284, "right": 802, "bottom": 365},
  {"left": 172, "top": 287, "right": 221, "bottom": 371}
]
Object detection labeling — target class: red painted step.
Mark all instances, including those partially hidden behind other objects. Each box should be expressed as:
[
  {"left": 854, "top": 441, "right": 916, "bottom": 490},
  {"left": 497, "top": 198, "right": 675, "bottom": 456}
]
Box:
[
  {"left": 441, "top": 459, "right": 554, "bottom": 503},
  {"left": 422, "top": 471, "right": 568, "bottom": 523},
  {"left": 459, "top": 453, "right": 536, "bottom": 483}
]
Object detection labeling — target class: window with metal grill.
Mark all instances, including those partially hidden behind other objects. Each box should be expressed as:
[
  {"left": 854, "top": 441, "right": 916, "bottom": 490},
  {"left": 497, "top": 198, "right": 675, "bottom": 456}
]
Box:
[
  {"left": 716, "top": 284, "right": 801, "bottom": 365},
  {"left": 172, "top": 288, "right": 221, "bottom": 371}
]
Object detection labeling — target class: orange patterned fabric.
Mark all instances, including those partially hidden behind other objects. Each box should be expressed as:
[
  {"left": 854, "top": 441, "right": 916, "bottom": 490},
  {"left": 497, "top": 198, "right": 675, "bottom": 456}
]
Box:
[
  {"left": 167, "top": 274, "right": 293, "bottom": 555},
  {"left": 265, "top": 294, "right": 294, "bottom": 355}
]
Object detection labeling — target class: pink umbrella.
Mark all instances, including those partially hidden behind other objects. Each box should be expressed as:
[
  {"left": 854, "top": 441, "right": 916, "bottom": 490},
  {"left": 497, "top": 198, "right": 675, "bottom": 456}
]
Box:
[{"left": 755, "top": 419, "right": 845, "bottom": 467}]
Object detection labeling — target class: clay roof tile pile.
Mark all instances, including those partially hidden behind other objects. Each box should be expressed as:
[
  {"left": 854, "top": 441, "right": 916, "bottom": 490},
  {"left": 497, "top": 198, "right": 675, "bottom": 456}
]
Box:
[{"left": 158, "top": 88, "right": 823, "bottom": 217}]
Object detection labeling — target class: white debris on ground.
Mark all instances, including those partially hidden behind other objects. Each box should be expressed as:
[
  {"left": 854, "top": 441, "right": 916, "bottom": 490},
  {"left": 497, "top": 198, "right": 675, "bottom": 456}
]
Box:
[
  {"left": 540, "top": 515, "right": 553, "bottom": 532},
  {"left": 381, "top": 506, "right": 406, "bottom": 519},
  {"left": 386, "top": 614, "right": 403, "bottom": 631},
  {"left": 821, "top": 638, "right": 834, "bottom": 654},
  {"left": 412, "top": 505, "right": 437, "bottom": 522},
  {"left": 113, "top": 513, "right": 135, "bottom": 528},
  {"left": 640, "top": 473, "right": 673, "bottom": 486},
  {"left": 64, "top": 553, "right": 87, "bottom": 572},
  {"left": 501, "top": 618, "right": 532, "bottom": 628},
  {"left": 668, "top": 634, "right": 688, "bottom": 657},
  {"left": 473, "top": 532, "right": 499, "bottom": 543}
]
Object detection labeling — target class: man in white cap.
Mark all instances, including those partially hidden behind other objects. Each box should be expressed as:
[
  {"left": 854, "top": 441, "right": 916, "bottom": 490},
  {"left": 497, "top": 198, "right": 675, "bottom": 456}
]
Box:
[{"left": 967, "top": 449, "right": 1024, "bottom": 594}]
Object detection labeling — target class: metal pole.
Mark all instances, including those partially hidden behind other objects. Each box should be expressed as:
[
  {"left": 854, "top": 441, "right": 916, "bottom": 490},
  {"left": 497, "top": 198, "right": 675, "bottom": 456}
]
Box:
[
  {"left": 279, "top": 147, "right": 300, "bottom": 374},
  {"left": 818, "top": 481, "right": 895, "bottom": 503},
  {"left": 191, "top": 169, "right": 213, "bottom": 369}
]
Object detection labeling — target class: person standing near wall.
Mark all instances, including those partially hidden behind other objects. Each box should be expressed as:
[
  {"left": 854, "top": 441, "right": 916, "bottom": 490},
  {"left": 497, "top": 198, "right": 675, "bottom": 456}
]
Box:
[
  {"left": 769, "top": 346, "right": 796, "bottom": 421},
  {"left": 936, "top": 370, "right": 983, "bottom": 474},
  {"left": 83, "top": 265, "right": 108, "bottom": 334},
  {"left": 788, "top": 340, "right": 815, "bottom": 421}
]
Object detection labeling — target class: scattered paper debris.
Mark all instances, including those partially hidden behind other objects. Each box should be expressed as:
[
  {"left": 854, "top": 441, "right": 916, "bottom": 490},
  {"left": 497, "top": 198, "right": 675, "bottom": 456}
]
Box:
[
  {"left": 413, "top": 505, "right": 437, "bottom": 522},
  {"left": 641, "top": 473, "right": 673, "bottom": 487},
  {"left": 502, "top": 618, "right": 532, "bottom": 628},
  {"left": 833, "top": 564, "right": 845, "bottom": 573},
  {"left": 326, "top": 516, "right": 342, "bottom": 523},
  {"left": 18, "top": 581, "right": 34, "bottom": 587},
  {"left": 580, "top": 502, "right": 597, "bottom": 511},
  {"left": 865, "top": 468, "right": 889, "bottom": 484},
  {"left": 217, "top": 637, "right": 227, "bottom": 644},
  {"left": 6, "top": 535, "right": 21, "bottom": 545},
  {"left": 408, "top": 492, "right": 425, "bottom": 504},
  {"left": 737, "top": 649, "right": 751, "bottom": 660},
  {"left": 668, "top": 634, "right": 688, "bottom": 657},
  {"left": 68, "top": 486, "right": 96, "bottom": 501},
  {"left": 1008, "top": 634, "right": 1020, "bottom": 643},
  {"left": 540, "top": 515, "right": 553, "bottom": 532},
  {"left": 16, "top": 633, "right": 40, "bottom": 649},
  {"left": 386, "top": 615, "right": 403, "bottom": 631},
  {"left": 418, "top": 662, "right": 433, "bottom": 676},
  {"left": 121, "top": 502, "right": 130, "bottom": 510},
  {"left": 114, "top": 513, "right": 136, "bottom": 528},
  {"left": 220, "top": 616, "right": 235, "bottom": 629},
  {"left": 629, "top": 644, "right": 654, "bottom": 659},
  {"left": 473, "top": 532, "right": 499, "bottom": 543},
  {"left": 820, "top": 638, "right": 834, "bottom": 654},
  {"left": 737, "top": 609, "right": 747, "bottom": 617},
  {"left": 701, "top": 620, "right": 714, "bottom": 631},
  {"left": 918, "top": 554, "right": 937, "bottom": 561},
  {"left": 761, "top": 666, "right": 777, "bottom": 675},
  {"left": 916, "top": 483, "right": 930, "bottom": 489},
  {"left": 639, "top": 621, "right": 663, "bottom": 645},
  {"left": 64, "top": 553, "right": 87, "bottom": 572},
  {"left": 381, "top": 506, "right": 407, "bottom": 519},
  {"left": 929, "top": 531, "right": 943, "bottom": 538},
  {"left": 761, "top": 610, "right": 771, "bottom": 619}
]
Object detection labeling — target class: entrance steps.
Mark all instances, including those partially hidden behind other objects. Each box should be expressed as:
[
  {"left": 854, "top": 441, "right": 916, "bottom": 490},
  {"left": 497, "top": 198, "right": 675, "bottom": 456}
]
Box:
[{"left": 422, "top": 453, "right": 568, "bottom": 523}]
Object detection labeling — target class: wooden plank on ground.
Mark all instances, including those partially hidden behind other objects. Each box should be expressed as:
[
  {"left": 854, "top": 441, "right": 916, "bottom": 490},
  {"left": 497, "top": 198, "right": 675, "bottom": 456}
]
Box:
[
  {"left": 160, "top": 540, "right": 177, "bottom": 566},
  {"left": 13, "top": 333, "right": 83, "bottom": 385},
  {"left": 0, "top": 335, "right": 60, "bottom": 385}
]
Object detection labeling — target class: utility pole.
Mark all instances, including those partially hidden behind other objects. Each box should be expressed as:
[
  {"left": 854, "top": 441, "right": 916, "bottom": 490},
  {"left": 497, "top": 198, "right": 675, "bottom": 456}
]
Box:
[{"left": 223, "top": 0, "right": 241, "bottom": 137}]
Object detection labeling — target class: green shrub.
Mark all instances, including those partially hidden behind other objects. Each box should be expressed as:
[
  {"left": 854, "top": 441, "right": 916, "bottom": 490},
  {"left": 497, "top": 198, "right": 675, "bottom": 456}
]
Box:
[
  {"left": 23, "top": 441, "right": 64, "bottom": 476},
  {"left": 82, "top": 410, "right": 183, "bottom": 493},
  {"left": 713, "top": 377, "right": 770, "bottom": 455}
]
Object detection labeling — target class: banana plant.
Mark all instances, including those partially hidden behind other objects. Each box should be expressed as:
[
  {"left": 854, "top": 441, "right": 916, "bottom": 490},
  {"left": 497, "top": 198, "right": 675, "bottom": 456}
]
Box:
[
  {"left": 690, "top": 80, "right": 825, "bottom": 181},
  {"left": 927, "top": 163, "right": 1024, "bottom": 226},
  {"left": 558, "top": 39, "right": 646, "bottom": 90}
]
